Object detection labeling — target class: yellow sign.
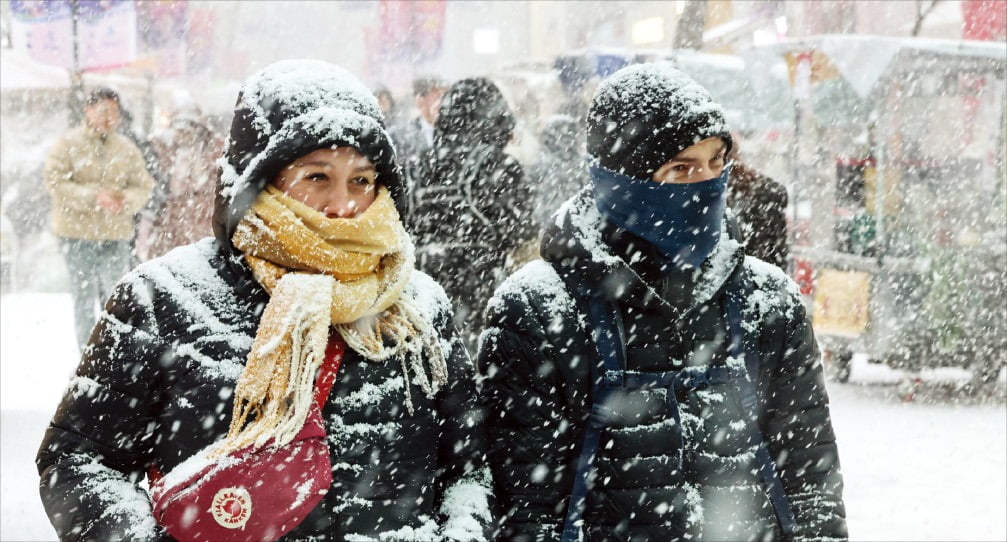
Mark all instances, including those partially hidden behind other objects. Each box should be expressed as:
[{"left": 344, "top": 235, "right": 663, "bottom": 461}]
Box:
[
  {"left": 784, "top": 50, "right": 841, "bottom": 86},
  {"left": 813, "top": 269, "right": 870, "bottom": 338}
]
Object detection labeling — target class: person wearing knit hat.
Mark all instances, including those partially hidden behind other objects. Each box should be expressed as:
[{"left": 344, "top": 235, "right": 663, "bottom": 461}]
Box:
[
  {"left": 479, "top": 62, "right": 847, "bottom": 541},
  {"left": 36, "top": 60, "right": 493, "bottom": 541}
]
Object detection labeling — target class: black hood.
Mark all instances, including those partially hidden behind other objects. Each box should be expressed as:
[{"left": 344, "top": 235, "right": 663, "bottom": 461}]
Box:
[
  {"left": 433, "top": 77, "right": 515, "bottom": 152},
  {"left": 213, "top": 60, "right": 404, "bottom": 250},
  {"left": 539, "top": 114, "right": 582, "bottom": 161}
]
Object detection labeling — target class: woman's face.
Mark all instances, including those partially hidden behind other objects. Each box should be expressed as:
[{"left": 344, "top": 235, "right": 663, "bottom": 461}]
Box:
[
  {"left": 651, "top": 137, "right": 727, "bottom": 184},
  {"left": 271, "top": 147, "right": 378, "bottom": 218}
]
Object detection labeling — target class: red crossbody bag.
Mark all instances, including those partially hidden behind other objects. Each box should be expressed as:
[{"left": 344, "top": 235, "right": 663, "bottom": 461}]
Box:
[{"left": 149, "top": 333, "right": 345, "bottom": 542}]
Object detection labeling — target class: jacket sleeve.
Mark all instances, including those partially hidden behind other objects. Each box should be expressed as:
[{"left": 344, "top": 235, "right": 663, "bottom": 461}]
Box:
[
  {"left": 434, "top": 310, "right": 496, "bottom": 541},
  {"left": 759, "top": 290, "right": 848, "bottom": 541},
  {"left": 36, "top": 275, "right": 171, "bottom": 542},
  {"left": 121, "top": 142, "right": 156, "bottom": 216},
  {"left": 478, "top": 290, "right": 577, "bottom": 541},
  {"left": 43, "top": 136, "right": 100, "bottom": 213}
]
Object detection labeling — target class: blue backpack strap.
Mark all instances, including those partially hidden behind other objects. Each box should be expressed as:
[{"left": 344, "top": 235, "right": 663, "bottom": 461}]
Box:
[
  {"left": 561, "top": 292, "right": 624, "bottom": 542},
  {"left": 724, "top": 273, "right": 797, "bottom": 537}
]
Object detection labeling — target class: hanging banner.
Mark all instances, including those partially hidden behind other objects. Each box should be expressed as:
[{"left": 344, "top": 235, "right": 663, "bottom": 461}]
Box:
[
  {"left": 377, "top": 0, "right": 445, "bottom": 63},
  {"left": 135, "top": 0, "right": 188, "bottom": 77},
  {"left": 10, "top": 0, "right": 137, "bottom": 71},
  {"left": 962, "top": 0, "right": 1007, "bottom": 41}
]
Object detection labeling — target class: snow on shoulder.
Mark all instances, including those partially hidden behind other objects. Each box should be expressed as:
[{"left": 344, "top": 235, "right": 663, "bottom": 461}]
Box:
[
  {"left": 125, "top": 239, "right": 253, "bottom": 380},
  {"left": 742, "top": 255, "right": 804, "bottom": 330},
  {"left": 486, "top": 258, "right": 583, "bottom": 332}
]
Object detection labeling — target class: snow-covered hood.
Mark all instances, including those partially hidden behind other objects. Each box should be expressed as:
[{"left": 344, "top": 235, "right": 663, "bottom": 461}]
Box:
[{"left": 541, "top": 186, "right": 744, "bottom": 313}]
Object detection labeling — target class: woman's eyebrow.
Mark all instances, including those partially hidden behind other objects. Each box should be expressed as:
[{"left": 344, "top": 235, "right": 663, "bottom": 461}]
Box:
[
  {"left": 352, "top": 164, "right": 376, "bottom": 173},
  {"left": 297, "top": 160, "right": 331, "bottom": 168}
]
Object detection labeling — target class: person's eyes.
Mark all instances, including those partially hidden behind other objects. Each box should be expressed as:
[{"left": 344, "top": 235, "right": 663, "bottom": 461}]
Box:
[
  {"left": 350, "top": 176, "right": 375, "bottom": 187},
  {"left": 671, "top": 164, "right": 688, "bottom": 172},
  {"left": 305, "top": 172, "right": 328, "bottom": 182}
]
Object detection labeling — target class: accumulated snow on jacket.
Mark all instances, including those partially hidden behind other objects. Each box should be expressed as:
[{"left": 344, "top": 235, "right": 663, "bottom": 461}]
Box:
[{"left": 478, "top": 186, "right": 847, "bottom": 541}]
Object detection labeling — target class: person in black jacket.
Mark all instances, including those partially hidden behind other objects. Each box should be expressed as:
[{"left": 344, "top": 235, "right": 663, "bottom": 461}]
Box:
[
  {"left": 478, "top": 63, "right": 847, "bottom": 541},
  {"left": 409, "top": 77, "right": 533, "bottom": 347},
  {"left": 36, "top": 59, "right": 492, "bottom": 542},
  {"left": 726, "top": 137, "right": 791, "bottom": 271}
]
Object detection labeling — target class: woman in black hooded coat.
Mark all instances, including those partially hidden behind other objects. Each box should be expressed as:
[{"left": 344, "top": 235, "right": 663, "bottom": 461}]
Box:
[
  {"left": 408, "top": 78, "right": 534, "bottom": 342},
  {"left": 35, "top": 60, "right": 492, "bottom": 542}
]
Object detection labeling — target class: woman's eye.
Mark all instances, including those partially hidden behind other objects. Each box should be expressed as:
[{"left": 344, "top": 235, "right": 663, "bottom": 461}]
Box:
[
  {"left": 351, "top": 176, "right": 374, "bottom": 186},
  {"left": 306, "top": 172, "right": 327, "bottom": 182},
  {"left": 672, "top": 165, "right": 687, "bottom": 172}
]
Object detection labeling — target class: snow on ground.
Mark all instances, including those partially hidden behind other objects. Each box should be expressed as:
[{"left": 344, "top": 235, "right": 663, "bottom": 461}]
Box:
[{"left": 1, "top": 292, "right": 1005, "bottom": 541}]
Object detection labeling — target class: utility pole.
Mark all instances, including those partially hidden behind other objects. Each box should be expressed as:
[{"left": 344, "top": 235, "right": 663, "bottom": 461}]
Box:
[{"left": 69, "top": 0, "right": 85, "bottom": 125}]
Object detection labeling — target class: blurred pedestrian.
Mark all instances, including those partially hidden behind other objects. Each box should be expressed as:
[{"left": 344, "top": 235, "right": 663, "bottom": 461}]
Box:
[
  {"left": 373, "top": 84, "right": 405, "bottom": 129},
  {"left": 118, "top": 106, "right": 164, "bottom": 264},
  {"left": 410, "top": 77, "right": 533, "bottom": 346},
  {"left": 36, "top": 60, "right": 491, "bottom": 541},
  {"left": 395, "top": 76, "right": 447, "bottom": 166},
  {"left": 726, "top": 138, "right": 790, "bottom": 271},
  {"left": 479, "top": 63, "right": 847, "bottom": 541},
  {"left": 527, "top": 114, "right": 585, "bottom": 233},
  {"left": 43, "top": 87, "right": 154, "bottom": 349},
  {"left": 135, "top": 102, "right": 224, "bottom": 261}
]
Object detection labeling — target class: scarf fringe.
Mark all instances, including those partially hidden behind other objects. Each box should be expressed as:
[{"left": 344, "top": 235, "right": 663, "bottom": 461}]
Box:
[
  {"left": 213, "top": 274, "right": 332, "bottom": 457},
  {"left": 335, "top": 295, "right": 448, "bottom": 415}
]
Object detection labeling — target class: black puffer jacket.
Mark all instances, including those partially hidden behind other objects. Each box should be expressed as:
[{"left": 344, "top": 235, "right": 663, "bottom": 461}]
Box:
[
  {"left": 36, "top": 240, "right": 492, "bottom": 541},
  {"left": 478, "top": 187, "right": 846, "bottom": 541},
  {"left": 408, "top": 78, "right": 533, "bottom": 341},
  {"left": 36, "top": 60, "right": 492, "bottom": 542}
]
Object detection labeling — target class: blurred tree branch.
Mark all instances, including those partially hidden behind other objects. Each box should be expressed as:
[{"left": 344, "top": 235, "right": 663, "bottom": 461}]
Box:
[{"left": 912, "top": 0, "right": 941, "bottom": 37}]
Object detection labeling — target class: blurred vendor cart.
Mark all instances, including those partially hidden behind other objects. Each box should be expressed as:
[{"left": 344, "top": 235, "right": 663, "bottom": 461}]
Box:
[{"left": 752, "top": 36, "right": 1006, "bottom": 387}]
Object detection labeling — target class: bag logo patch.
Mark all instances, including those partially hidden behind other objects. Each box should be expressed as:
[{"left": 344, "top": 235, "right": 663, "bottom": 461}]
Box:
[{"left": 210, "top": 487, "right": 252, "bottom": 529}]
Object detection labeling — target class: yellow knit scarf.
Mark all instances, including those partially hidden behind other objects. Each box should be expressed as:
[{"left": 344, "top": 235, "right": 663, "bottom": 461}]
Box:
[{"left": 216, "top": 186, "right": 448, "bottom": 455}]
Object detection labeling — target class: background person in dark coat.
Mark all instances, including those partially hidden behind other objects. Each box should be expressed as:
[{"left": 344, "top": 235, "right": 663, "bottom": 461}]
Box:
[
  {"left": 410, "top": 77, "right": 534, "bottom": 347},
  {"left": 726, "top": 137, "right": 791, "bottom": 271},
  {"left": 36, "top": 60, "right": 492, "bottom": 542},
  {"left": 392, "top": 76, "right": 447, "bottom": 168},
  {"left": 527, "top": 114, "right": 585, "bottom": 235},
  {"left": 478, "top": 63, "right": 846, "bottom": 541}
]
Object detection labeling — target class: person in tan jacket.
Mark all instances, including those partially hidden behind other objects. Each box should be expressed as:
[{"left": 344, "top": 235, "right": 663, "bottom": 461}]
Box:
[{"left": 44, "top": 87, "right": 154, "bottom": 349}]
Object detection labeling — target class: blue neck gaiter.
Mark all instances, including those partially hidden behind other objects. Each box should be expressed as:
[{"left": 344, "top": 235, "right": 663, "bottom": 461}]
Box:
[{"left": 589, "top": 163, "right": 729, "bottom": 270}]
